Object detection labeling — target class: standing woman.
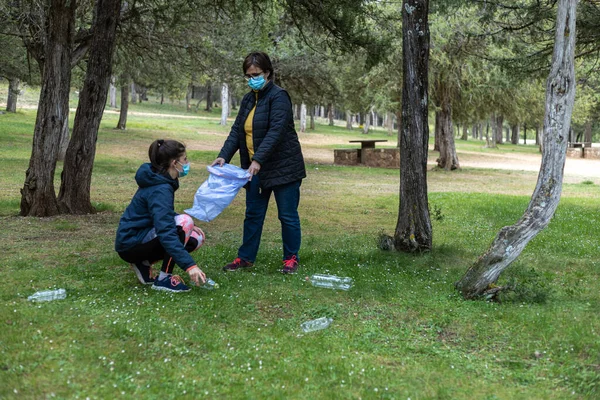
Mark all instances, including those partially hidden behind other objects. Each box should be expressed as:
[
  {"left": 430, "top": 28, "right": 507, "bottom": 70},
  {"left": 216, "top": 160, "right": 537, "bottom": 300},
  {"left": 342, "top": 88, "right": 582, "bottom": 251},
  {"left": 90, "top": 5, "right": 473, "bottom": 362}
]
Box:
[
  {"left": 116, "top": 139, "right": 207, "bottom": 292},
  {"left": 212, "top": 51, "right": 306, "bottom": 274}
]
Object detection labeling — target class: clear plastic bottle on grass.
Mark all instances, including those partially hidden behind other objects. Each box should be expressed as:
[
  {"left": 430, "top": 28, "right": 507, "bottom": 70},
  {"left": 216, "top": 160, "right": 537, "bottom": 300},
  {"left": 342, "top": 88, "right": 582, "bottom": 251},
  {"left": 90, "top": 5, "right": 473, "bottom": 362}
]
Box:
[
  {"left": 301, "top": 317, "right": 333, "bottom": 333},
  {"left": 27, "top": 288, "right": 67, "bottom": 302},
  {"left": 201, "top": 278, "right": 219, "bottom": 290},
  {"left": 308, "top": 274, "right": 353, "bottom": 290}
]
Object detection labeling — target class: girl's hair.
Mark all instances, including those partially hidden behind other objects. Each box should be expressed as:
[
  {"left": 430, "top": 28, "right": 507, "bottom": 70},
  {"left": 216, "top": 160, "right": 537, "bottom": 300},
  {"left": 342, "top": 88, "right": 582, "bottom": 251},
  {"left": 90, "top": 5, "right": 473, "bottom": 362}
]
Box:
[
  {"left": 148, "top": 139, "right": 186, "bottom": 173},
  {"left": 243, "top": 51, "right": 274, "bottom": 80}
]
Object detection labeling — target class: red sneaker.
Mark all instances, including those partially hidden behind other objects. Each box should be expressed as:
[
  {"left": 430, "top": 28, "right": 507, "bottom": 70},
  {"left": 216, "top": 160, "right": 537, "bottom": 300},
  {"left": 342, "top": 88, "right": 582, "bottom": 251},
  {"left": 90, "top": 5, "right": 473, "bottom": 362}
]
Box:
[
  {"left": 281, "top": 255, "right": 299, "bottom": 274},
  {"left": 222, "top": 257, "right": 254, "bottom": 272}
]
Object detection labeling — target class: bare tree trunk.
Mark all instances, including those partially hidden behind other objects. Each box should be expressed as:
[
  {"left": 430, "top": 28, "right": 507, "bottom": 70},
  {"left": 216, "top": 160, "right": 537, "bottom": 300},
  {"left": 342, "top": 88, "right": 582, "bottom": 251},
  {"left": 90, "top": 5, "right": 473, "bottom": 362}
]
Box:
[
  {"left": 186, "top": 81, "right": 193, "bottom": 112},
  {"left": 495, "top": 114, "right": 504, "bottom": 144},
  {"left": 6, "top": 77, "right": 20, "bottom": 112},
  {"left": 20, "top": 0, "right": 75, "bottom": 217},
  {"left": 130, "top": 82, "right": 137, "bottom": 104},
  {"left": 584, "top": 119, "right": 592, "bottom": 144},
  {"left": 57, "top": 116, "right": 69, "bottom": 161},
  {"left": 220, "top": 83, "right": 229, "bottom": 125},
  {"left": 109, "top": 76, "right": 117, "bottom": 108},
  {"left": 434, "top": 115, "right": 440, "bottom": 151},
  {"left": 395, "top": 0, "right": 432, "bottom": 252},
  {"left": 362, "top": 108, "right": 371, "bottom": 134},
  {"left": 309, "top": 105, "right": 315, "bottom": 130},
  {"left": 436, "top": 104, "right": 460, "bottom": 170},
  {"left": 461, "top": 124, "right": 468, "bottom": 140},
  {"left": 300, "top": 103, "right": 307, "bottom": 133},
  {"left": 345, "top": 110, "right": 352, "bottom": 129},
  {"left": 205, "top": 83, "right": 212, "bottom": 112},
  {"left": 511, "top": 124, "right": 520, "bottom": 145},
  {"left": 486, "top": 115, "right": 497, "bottom": 148},
  {"left": 455, "top": 0, "right": 577, "bottom": 299},
  {"left": 58, "top": 0, "right": 121, "bottom": 214},
  {"left": 523, "top": 123, "right": 527, "bottom": 144},
  {"left": 327, "top": 103, "right": 334, "bottom": 126},
  {"left": 386, "top": 111, "right": 394, "bottom": 136},
  {"left": 116, "top": 75, "right": 129, "bottom": 129}
]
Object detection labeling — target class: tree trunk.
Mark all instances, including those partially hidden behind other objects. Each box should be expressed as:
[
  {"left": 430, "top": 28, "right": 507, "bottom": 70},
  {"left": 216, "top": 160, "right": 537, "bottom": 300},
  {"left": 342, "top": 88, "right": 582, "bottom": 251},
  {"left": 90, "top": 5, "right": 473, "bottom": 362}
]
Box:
[
  {"left": 345, "top": 110, "right": 352, "bottom": 129},
  {"left": 58, "top": 0, "right": 121, "bottom": 214},
  {"left": 385, "top": 112, "right": 393, "bottom": 136},
  {"left": 455, "top": 0, "right": 577, "bottom": 299},
  {"left": 57, "top": 116, "right": 69, "bottom": 161},
  {"left": 584, "top": 119, "right": 592, "bottom": 144},
  {"left": 394, "top": 0, "right": 432, "bottom": 253},
  {"left": 20, "top": 0, "right": 75, "bottom": 217},
  {"left": 300, "top": 103, "right": 307, "bottom": 133},
  {"left": 186, "top": 81, "right": 193, "bottom": 112},
  {"left": 362, "top": 108, "right": 371, "bottom": 134},
  {"left": 205, "top": 84, "right": 212, "bottom": 112},
  {"left": 486, "top": 115, "right": 497, "bottom": 148},
  {"left": 327, "top": 103, "right": 334, "bottom": 126},
  {"left": 309, "top": 105, "right": 315, "bottom": 130},
  {"left": 495, "top": 114, "right": 504, "bottom": 144},
  {"left": 116, "top": 75, "right": 129, "bottom": 129},
  {"left": 436, "top": 105, "right": 460, "bottom": 170},
  {"left": 130, "top": 82, "right": 137, "bottom": 103},
  {"left": 220, "top": 83, "right": 229, "bottom": 125},
  {"left": 109, "top": 76, "right": 117, "bottom": 108},
  {"left": 523, "top": 123, "right": 527, "bottom": 144},
  {"left": 461, "top": 124, "right": 468, "bottom": 140},
  {"left": 434, "top": 117, "right": 440, "bottom": 151},
  {"left": 511, "top": 124, "right": 520, "bottom": 145},
  {"left": 6, "top": 77, "right": 20, "bottom": 112}
]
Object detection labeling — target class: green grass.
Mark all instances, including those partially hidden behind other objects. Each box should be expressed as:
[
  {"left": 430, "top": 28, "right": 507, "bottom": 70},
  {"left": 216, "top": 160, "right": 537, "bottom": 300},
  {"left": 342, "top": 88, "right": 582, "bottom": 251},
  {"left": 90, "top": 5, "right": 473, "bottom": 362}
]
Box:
[{"left": 1, "top": 103, "right": 599, "bottom": 399}]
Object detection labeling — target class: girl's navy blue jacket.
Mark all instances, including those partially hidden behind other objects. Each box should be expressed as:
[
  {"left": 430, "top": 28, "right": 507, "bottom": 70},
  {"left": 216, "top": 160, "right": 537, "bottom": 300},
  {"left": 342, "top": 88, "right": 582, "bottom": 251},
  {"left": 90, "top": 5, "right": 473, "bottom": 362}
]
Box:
[
  {"left": 115, "top": 163, "right": 195, "bottom": 271},
  {"left": 218, "top": 80, "right": 306, "bottom": 189}
]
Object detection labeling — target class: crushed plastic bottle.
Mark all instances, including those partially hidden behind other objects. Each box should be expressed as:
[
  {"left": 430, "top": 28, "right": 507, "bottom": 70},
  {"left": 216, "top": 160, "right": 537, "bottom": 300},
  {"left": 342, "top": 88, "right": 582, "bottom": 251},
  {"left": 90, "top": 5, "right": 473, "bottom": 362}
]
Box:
[
  {"left": 200, "top": 278, "right": 219, "bottom": 290},
  {"left": 27, "top": 288, "right": 67, "bottom": 302},
  {"left": 307, "top": 274, "right": 353, "bottom": 290},
  {"left": 301, "top": 317, "right": 333, "bottom": 333}
]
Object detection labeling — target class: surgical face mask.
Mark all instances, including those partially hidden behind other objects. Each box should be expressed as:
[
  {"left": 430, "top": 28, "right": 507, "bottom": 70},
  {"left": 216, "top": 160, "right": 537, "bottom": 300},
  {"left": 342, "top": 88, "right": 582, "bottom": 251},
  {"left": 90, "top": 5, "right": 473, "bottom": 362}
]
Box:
[
  {"left": 247, "top": 75, "right": 266, "bottom": 90},
  {"left": 176, "top": 161, "right": 190, "bottom": 177}
]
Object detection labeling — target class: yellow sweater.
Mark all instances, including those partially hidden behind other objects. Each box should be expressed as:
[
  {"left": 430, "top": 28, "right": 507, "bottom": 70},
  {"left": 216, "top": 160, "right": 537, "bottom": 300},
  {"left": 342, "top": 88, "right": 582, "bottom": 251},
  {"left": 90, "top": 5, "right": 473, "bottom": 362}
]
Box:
[{"left": 244, "top": 92, "right": 258, "bottom": 157}]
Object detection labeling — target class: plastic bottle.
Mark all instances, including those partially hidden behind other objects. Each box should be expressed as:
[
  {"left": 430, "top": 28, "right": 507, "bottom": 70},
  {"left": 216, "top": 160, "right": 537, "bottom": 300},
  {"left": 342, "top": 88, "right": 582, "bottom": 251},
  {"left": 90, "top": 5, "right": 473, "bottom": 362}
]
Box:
[
  {"left": 200, "top": 278, "right": 219, "bottom": 290},
  {"left": 27, "top": 288, "right": 67, "bottom": 302},
  {"left": 308, "top": 274, "right": 353, "bottom": 290},
  {"left": 301, "top": 317, "right": 333, "bottom": 333}
]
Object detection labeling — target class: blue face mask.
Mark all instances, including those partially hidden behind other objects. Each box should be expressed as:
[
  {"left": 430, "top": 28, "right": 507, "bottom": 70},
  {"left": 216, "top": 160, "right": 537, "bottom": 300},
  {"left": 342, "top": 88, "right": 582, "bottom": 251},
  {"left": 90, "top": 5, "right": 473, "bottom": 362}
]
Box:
[
  {"left": 177, "top": 161, "right": 190, "bottom": 177},
  {"left": 248, "top": 75, "right": 266, "bottom": 90}
]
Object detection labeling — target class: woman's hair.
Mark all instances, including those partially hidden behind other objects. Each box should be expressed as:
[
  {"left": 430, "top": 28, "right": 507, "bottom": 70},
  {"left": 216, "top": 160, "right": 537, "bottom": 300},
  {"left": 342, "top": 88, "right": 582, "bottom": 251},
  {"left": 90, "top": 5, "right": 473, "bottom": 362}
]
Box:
[
  {"left": 243, "top": 51, "right": 274, "bottom": 80},
  {"left": 148, "top": 139, "right": 186, "bottom": 173}
]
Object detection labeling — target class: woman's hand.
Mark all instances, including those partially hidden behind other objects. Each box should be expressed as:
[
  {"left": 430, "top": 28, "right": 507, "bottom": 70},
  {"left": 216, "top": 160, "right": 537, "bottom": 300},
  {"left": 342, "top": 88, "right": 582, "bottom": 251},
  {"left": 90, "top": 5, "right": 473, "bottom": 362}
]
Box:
[
  {"left": 248, "top": 160, "right": 261, "bottom": 181},
  {"left": 187, "top": 265, "right": 206, "bottom": 286},
  {"left": 210, "top": 157, "right": 226, "bottom": 167}
]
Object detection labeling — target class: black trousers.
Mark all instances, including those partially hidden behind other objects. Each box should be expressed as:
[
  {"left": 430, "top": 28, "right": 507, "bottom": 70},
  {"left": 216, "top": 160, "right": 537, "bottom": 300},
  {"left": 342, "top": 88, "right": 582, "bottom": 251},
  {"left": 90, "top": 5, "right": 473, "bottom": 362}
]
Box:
[{"left": 118, "top": 226, "right": 199, "bottom": 274}]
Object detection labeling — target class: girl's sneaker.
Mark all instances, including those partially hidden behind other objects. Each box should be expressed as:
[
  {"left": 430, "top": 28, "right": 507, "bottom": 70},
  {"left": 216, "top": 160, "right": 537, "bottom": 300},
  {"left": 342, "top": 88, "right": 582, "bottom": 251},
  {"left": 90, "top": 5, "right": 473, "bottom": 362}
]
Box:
[
  {"left": 130, "top": 262, "right": 155, "bottom": 285},
  {"left": 152, "top": 275, "right": 190, "bottom": 293}
]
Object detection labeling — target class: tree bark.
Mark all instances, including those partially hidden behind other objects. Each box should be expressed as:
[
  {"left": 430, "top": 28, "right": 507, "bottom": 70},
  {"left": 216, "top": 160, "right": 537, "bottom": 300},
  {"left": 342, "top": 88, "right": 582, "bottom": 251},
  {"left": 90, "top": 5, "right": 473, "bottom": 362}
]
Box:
[
  {"left": 511, "top": 124, "right": 520, "bottom": 145},
  {"left": 395, "top": 0, "right": 432, "bottom": 252},
  {"left": 461, "top": 124, "right": 468, "bottom": 140},
  {"left": 455, "top": 0, "right": 577, "bottom": 299},
  {"left": 6, "top": 77, "right": 20, "bottom": 112},
  {"left": 436, "top": 106, "right": 460, "bottom": 170},
  {"left": 300, "top": 103, "right": 307, "bottom": 133},
  {"left": 386, "top": 111, "right": 394, "bottom": 136},
  {"left": 20, "top": 0, "right": 75, "bottom": 217},
  {"left": 220, "top": 83, "right": 229, "bottom": 125},
  {"left": 486, "top": 115, "right": 497, "bottom": 148},
  {"left": 130, "top": 82, "right": 137, "bottom": 103},
  {"left": 495, "top": 114, "right": 504, "bottom": 144},
  {"left": 116, "top": 75, "right": 129, "bottom": 129},
  {"left": 309, "top": 105, "right": 315, "bottom": 130},
  {"left": 584, "top": 119, "right": 592, "bottom": 144},
  {"left": 345, "top": 110, "right": 352, "bottom": 129},
  {"left": 186, "top": 81, "right": 193, "bottom": 112},
  {"left": 58, "top": 0, "right": 121, "bottom": 214},
  {"left": 205, "top": 83, "right": 212, "bottom": 111},
  {"left": 327, "top": 103, "right": 334, "bottom": 126},
  {"left": 109, "top": 76, "right": 117, "bottom": 108},
  {"left": 362, "top": 108, "right": 371, "bottom": 134}
]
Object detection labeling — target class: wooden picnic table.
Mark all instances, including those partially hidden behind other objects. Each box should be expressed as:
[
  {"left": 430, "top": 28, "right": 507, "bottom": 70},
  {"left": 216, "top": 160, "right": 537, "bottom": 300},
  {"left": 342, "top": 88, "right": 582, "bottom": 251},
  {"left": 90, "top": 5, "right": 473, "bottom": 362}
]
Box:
[{"left": 349, "top": 139, "right": 388, "bottom": 150}]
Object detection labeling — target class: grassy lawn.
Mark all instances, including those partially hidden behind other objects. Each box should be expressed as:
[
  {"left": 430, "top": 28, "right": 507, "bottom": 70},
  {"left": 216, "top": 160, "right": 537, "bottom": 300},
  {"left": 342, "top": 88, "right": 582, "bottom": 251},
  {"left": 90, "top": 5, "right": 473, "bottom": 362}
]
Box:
[{"left": 0, "top": 94, "right": 599, "bottom": 399}]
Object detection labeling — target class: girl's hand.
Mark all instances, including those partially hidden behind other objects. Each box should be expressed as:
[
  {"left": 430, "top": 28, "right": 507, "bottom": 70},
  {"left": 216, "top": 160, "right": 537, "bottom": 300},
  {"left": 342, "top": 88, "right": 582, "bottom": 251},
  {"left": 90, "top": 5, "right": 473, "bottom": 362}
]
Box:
[
  {"left": 247, "top": 160, "right": 261, "bottom": 181},
  {"left": 210, "top": 157, "right": 226, "bottom": 167},
  {"left": 187, "top": 265, "right": 206, "bottom": 286}
]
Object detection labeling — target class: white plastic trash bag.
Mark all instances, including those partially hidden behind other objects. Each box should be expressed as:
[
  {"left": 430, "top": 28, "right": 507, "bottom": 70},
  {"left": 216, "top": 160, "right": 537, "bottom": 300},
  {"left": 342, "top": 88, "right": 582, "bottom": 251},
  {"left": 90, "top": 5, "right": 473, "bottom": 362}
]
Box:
[{"left": 185, "top": 164, "right": 251, "bottom": 222}]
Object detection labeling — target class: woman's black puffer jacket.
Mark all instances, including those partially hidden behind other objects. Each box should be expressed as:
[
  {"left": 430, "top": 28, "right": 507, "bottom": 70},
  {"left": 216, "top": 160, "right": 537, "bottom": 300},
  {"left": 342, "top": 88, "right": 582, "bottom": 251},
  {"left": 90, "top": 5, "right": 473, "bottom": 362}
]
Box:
[{"left": 218, "top": 80, "right": 306, "bottom": 189}]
